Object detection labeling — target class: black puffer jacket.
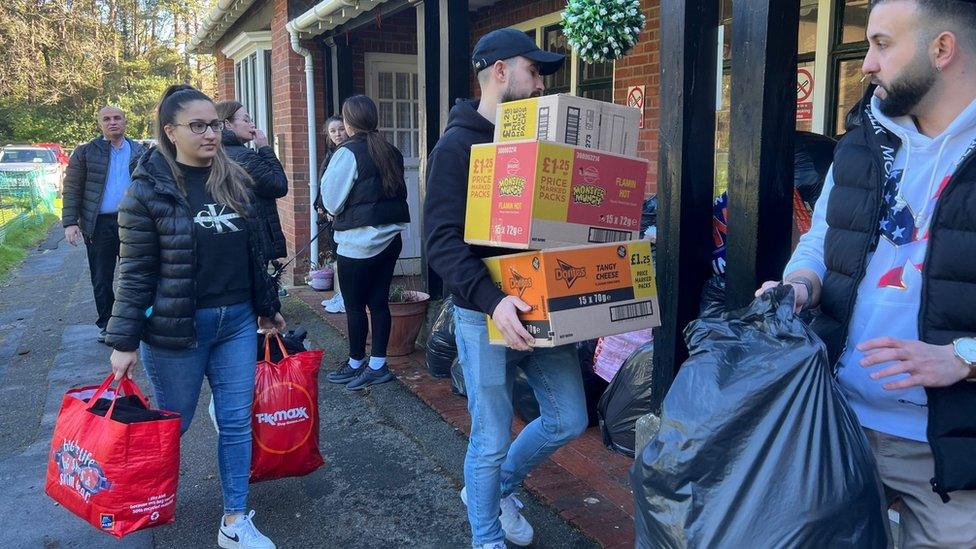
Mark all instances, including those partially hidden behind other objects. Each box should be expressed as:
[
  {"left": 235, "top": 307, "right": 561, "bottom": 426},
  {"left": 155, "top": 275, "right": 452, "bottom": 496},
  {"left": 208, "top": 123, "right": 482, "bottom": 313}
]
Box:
[
  {"left": 62, "top": 136, "right": 147, "bottom": 236},
  {"left": 105, "top": 149, "right": 281, "bottom": 352},
  {"left": 221, "top": 130, "right": 288, "bottom": 259}
]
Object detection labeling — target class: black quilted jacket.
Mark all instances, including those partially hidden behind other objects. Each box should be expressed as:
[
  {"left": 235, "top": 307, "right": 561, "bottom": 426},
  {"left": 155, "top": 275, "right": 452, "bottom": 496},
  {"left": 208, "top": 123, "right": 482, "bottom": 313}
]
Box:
[
  {"left": 221, "top": 130, "right": 288, "bottom": 259},
  {"left": 105, "top": 149, "right": 281, "bottom": 352},
  {"left": 62, "top": 136, "right": 147, "bottom": 236}
]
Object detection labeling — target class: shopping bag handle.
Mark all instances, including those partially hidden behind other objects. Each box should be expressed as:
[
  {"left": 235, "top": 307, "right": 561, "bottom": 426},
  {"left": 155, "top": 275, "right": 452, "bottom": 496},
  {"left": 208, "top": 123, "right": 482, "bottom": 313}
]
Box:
[
  {"left": 86, "top": 374, "right": 151, "bottom": 420},
  {"left": 262, "top": 333, "right": 291, "bottom": 363}
]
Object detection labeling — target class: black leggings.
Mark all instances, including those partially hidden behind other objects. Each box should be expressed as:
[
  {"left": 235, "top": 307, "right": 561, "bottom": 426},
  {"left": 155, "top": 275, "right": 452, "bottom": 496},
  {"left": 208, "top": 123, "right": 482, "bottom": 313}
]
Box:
[{"left": 336, "top": 234, "right": 402, "bottom": 359}]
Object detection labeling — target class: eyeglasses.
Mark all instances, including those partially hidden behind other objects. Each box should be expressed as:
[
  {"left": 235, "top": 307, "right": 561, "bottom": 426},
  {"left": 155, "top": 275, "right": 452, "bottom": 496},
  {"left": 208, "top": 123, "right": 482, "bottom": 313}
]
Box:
[{"left": 171, "top": 120, "right": 225, "bottom": 134}]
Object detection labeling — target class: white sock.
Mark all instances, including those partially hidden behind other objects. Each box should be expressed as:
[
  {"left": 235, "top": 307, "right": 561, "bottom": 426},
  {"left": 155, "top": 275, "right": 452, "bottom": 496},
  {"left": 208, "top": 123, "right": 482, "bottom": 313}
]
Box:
[
  {"left": 348, "top": 357, "right": 365, "bottom": 369},
  {"left": 368, "top": 356, "right": 386, "bottom": 370}
]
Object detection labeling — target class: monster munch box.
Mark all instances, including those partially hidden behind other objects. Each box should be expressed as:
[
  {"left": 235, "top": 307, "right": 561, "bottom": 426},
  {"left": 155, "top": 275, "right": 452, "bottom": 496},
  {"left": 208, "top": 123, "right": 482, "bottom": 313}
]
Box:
[
  {"left": 483, "top": 240, "right": 660, "bottom": 347},
  {"left": 464, "top": 140, "right": 648, "bottom": 250}
]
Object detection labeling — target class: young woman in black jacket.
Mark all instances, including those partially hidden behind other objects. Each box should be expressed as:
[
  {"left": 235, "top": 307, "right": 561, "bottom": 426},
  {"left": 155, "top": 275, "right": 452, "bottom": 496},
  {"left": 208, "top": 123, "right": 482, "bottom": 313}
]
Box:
[
  {"left": 216, "top": 100, "right": 288, "bottom": 263},
  {"left": 321, "top": 95, "right": 409, "bottom": 390},
  {"left": 106, "top": 84, "right": 285, "bottom": 549}
]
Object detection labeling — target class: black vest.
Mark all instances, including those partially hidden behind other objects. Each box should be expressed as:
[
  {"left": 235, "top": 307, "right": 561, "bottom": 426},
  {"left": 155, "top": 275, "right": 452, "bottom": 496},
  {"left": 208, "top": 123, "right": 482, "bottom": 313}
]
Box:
[
  {"left": 332, "top": 135, "right": 410, "bottom": 231},
  {"left": 816, "top": 98, "right": 976, "bottom": 500}
]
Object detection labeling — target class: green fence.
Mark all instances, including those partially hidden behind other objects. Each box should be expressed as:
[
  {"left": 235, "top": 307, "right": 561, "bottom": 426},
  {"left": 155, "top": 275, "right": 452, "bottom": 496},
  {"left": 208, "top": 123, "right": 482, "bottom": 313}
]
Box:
[{"left": 0, "top": 168, "right": 57, "bottom": 244}]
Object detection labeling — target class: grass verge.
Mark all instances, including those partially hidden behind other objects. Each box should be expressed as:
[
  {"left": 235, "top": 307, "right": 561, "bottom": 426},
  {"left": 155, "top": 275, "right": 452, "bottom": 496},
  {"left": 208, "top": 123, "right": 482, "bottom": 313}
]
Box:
[{"left": 0, "top": 214, "right": 59, "bottom": 280}]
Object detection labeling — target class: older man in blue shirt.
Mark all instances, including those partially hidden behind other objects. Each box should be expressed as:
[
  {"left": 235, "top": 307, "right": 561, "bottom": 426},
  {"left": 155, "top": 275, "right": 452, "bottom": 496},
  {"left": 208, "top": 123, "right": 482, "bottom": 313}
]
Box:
[{"left": 62, "top": 106, "right": 146, "bottom": 343}]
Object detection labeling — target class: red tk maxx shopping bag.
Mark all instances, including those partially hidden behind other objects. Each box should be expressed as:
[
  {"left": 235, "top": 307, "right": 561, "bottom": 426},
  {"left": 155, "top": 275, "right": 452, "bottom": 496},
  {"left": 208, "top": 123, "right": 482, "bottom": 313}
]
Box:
[
  {"left": 45, "top": 375, "right": 181, "bottom": 538},
  {"left": 250, "top": 334, "right": 325, "bottom": 482}
]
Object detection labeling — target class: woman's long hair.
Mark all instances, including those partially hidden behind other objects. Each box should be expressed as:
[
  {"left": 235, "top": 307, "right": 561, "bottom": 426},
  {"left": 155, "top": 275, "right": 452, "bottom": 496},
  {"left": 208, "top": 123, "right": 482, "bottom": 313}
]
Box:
[
  {"left": 215, "top": 100, "right": 245, "bottom": 124},
  {"left": 341, "top": 95, "right": 405, "bottom": 197},
  {"left": 154, "top": 85, "right": 252, "bottom": 215}
]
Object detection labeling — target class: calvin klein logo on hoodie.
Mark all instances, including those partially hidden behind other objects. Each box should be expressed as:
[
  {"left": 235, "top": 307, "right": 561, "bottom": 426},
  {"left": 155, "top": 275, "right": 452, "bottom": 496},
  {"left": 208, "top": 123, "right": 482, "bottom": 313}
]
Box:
[{"left": 194, "top": 204, "right": 242, "bottom": 234}]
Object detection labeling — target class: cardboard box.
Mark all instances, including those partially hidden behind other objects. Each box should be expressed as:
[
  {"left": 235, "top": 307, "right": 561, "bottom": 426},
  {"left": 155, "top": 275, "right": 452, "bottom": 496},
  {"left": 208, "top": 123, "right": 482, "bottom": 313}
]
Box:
[
  {"left": 494, "top": 94, "right": 641, "bottom": 156},
  {"left": 465, "top": 140, "right": 648, "bottom": 249},
  {"left": 483, "top": 240, "right": 660, "bottom": 346}
]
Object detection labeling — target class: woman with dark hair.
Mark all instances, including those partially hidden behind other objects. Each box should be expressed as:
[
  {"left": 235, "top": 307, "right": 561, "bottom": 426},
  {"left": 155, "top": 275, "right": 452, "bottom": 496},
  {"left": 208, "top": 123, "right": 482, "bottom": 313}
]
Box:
[
  {"left": 316, "top": 115, "right": 349, "bottom": 313},
  {"left": 216, "top": 100, "right": 288, "bottom": 264},
  {"left": 106, "top": 84, "right": 285, "bottom": 549},
  {"left": 321, "top": 95, "right": 409, "bottom": 390}
]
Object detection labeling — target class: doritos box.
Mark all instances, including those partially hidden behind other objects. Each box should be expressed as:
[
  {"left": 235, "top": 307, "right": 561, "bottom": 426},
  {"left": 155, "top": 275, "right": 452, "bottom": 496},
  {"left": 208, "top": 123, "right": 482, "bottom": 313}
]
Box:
[
  {"left": 495, "top": 94, "right": 641, "bottom": 156},
  {"left": 465, "top": 140, "right": 648, "bottom": 249},
  {"left": 483, "top": 240, "right": 660, "bottom": 346}
]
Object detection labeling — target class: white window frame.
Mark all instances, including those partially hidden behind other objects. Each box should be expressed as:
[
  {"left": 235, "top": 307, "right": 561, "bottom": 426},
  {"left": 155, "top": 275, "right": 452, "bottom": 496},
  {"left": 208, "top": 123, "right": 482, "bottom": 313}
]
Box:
[
  {"left": 512, "top": 13, "right": 615, "bottom": 98},
  {"left": 223, "top": 31, "right": 273, "bottom": 144}
]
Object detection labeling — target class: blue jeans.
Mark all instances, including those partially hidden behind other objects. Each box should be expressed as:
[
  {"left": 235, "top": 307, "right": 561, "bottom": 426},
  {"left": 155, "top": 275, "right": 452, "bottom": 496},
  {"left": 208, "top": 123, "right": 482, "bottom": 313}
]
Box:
[
  {"left": 140, "top": 301, "right": 257, "bottom": 515},
  {"left": 453, "top": 306, "right": 588, "bottom": 546}
]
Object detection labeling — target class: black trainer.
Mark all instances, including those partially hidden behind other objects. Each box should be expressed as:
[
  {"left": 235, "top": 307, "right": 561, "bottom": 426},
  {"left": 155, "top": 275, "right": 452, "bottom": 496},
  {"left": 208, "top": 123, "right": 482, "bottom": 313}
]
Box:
[
  {"left": 345, "top": 364, "right": 394, "bottom": 391},
  {"left": 326, "top": 362, "right": 363, "bottom": 384}
]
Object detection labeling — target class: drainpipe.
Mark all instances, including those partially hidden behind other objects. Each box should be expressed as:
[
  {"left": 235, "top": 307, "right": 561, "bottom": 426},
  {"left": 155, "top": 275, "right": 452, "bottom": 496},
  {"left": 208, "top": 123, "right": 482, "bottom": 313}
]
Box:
[{"left": 286, "top": 26, "right": 320, "bottom": 268}]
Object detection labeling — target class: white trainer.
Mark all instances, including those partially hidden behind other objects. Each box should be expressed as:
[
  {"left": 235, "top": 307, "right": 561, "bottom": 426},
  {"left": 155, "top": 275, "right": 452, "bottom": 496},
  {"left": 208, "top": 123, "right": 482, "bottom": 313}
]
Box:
[
  {"left": 324, "top": 292, "right": 345, "bottom": 313},
  {"left": 460, "top": 486, "right": 535, "bottom": 546},
  {"left": 217, "top": 510, "right": 276, "bottom": 549}
]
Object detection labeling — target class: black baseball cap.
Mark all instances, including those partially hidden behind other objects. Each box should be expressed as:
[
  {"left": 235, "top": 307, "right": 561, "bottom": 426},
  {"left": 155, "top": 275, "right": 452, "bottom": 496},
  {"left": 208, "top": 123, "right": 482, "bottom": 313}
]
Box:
[{"left": 471, "top": 28, "right": 566, "bottom": 76}]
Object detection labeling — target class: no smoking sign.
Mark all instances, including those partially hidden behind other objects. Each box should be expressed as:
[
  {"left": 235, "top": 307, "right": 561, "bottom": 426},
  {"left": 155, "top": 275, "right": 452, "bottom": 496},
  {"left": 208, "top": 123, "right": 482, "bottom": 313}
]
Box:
[
  {"left": 627, "top": 85, "right": 645, "bottom": 129},
  {"left": 796, "top": 68, "right": 813, "bottom": 121}
]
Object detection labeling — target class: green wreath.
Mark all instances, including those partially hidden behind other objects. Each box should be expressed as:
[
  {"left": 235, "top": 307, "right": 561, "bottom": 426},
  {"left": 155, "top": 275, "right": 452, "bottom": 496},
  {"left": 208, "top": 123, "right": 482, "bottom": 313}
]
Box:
[{"left": 561, "top": 0, "right": 646, "bottom": 63}]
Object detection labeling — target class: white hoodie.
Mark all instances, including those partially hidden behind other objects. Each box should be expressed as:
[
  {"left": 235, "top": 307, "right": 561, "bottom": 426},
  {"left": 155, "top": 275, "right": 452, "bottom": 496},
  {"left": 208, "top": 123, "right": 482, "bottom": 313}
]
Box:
[{"left": 786, "top": 95, "right": 976, "bottom": 442}]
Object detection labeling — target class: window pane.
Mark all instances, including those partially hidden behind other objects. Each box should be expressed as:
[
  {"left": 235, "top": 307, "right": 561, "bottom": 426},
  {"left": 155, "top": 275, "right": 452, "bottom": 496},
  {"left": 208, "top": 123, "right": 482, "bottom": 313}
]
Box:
[
  {"left": 264, "top": 49, "right": 273, "bottom": 144},
  {"left": 798, "top": 0, "right": 818, "bottom": 55},
  {"left": 841, "top": 0, "right": 870, "bottom": 44},
  {"left": 412, "top": 73, "right": 418, "bottom": 100},
  {"left": 413, "top": 131, "right": 420, "bottom": 157},
  {"left": 379, "top": 101, "right": 394, "bottom": 128},
  {"left": 396, "top": 72, "right": 410, "bottom": 99},
  {"left": 396, "top": 131, "right": 412, "bottom": 157},
  {"left": 378, "top": 72, "right": 394, "bottom": 99},
  {"left": 382, "top": 130, "right": 395, "bottom": 147},
  {"left": 543, "top": 25, "right": 571, "bottom": 94},
  {"left": 580, "top": 86, "right": 613, "bottom": 103},
  {"left": 835, "top": 58, "right": 869, "bottom": 135},
  {"left": 396, "top": 102, "right": 412, "bottom": 129}
]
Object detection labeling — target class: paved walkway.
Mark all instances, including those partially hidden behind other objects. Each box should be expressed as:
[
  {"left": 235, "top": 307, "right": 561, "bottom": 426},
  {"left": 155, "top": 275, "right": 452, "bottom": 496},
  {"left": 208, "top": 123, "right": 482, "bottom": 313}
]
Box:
[{"left": 0, "top": 226, "right": 595, "bottom": 548}]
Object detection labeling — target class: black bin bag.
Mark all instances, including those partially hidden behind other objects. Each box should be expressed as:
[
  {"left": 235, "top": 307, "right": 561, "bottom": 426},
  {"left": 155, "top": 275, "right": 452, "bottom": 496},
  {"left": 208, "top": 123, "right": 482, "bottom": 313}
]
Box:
[
  {"left": 631, "top": 286, "right": 887, "bottom": 549},
  {"left": 597, "top": 341, "right": 655, "bottom": 457},
  {"left": 426, "top": 295, "right": 457, "bottom": 378}
]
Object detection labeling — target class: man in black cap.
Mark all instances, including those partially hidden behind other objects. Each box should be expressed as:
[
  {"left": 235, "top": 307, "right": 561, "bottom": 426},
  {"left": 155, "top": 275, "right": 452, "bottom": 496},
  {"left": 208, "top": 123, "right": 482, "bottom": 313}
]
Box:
[
  {"left": 423, "top": 28, "right": 586, "bottom": 549},
  {"left": 758, "top": 0, "right": 976, "bottom": 544}
]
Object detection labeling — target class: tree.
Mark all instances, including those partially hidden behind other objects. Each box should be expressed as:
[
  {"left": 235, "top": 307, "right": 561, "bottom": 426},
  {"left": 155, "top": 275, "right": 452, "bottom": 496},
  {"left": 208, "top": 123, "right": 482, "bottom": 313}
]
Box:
[{"left": 0, "top": 0, "right": 215, "bottom": 146}]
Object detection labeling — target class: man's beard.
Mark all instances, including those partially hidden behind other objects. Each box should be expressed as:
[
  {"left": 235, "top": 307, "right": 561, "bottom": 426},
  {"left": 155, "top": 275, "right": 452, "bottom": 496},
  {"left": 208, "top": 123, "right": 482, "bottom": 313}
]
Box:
[
  {"left": 876, "top": 54, "right": 938, "bottom": 117},
  {"left": 499, "top": 80, "right": 542, "bottom": 103}
]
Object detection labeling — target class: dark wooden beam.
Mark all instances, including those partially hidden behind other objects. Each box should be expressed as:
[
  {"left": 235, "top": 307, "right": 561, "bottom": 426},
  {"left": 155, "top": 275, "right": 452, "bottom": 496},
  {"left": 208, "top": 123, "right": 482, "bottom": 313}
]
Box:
[
  {"left": 725, "top": 0, "right": 799, "bottom": 310},
  {"left": 439, "top": 0, "right": 470, "bottom": 128},
  {"left": 652, "top": 0, "right": 719, "bottom": 408},
  {"left": 334, "top": 37, "right": 355, "bottom": 106}
]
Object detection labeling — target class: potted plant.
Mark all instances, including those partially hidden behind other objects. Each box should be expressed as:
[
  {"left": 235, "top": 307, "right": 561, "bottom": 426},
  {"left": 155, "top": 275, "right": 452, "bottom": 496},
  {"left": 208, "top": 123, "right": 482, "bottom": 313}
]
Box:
[
  {"left": 385, "top": 285, "right": 430, "bottom": 356},
  {"left": 304, "top": 250, "right": 335, "bottom": 291}
]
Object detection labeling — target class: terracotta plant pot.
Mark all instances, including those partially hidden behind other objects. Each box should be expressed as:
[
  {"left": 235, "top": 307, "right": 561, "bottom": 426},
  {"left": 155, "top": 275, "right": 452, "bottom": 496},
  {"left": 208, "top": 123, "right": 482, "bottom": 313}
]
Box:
[{"left": 385, "top": 291, "right": 430, "bottom": 356}]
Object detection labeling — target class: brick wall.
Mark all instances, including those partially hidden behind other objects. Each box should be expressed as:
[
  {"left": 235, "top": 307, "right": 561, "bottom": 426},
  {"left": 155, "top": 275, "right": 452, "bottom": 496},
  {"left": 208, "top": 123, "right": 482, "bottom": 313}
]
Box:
[
  {"left": 270, "top": 0, "right": 317, "bottom": 284},
  {"left": 613, "top": 0, "right": 660, "bottom": 194},
  {"left": 215, "top": 51, "right": 236, "bottom": 101},
  {"left": 347, "top": 9, "right": 418, "bottom": 95}
]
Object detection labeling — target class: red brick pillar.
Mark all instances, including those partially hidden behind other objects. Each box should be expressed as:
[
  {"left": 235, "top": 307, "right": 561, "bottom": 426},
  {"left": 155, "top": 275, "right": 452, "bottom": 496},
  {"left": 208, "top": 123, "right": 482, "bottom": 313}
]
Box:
[
  {"left": 613, "top": 0, "right": 661, "bottom": 195},
  {"left": 270, "top": 0, "right": 324, "bottom": 284},
  {"left": 215, "top": 51, "right": 236, "bottom": 102}
]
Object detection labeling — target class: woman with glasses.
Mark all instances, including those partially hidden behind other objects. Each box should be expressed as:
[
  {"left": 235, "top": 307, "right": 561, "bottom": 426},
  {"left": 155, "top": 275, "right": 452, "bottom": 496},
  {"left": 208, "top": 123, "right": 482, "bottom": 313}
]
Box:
[
  {"left": 106, "top": 84, "right": 285, "bottom": 549},
  {"left": 216, "top": 100, "right": 288, "bottom": 265}
]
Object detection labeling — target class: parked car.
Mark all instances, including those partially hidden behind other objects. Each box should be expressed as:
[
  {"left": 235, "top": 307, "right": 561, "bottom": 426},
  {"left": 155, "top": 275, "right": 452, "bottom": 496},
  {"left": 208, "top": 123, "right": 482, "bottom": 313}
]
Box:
[
  {"left": 0, "top": 145, "right": 65, "bottom": 197},
  {"left": 34, "top": 142, "right": 70, "bottom": 167}
]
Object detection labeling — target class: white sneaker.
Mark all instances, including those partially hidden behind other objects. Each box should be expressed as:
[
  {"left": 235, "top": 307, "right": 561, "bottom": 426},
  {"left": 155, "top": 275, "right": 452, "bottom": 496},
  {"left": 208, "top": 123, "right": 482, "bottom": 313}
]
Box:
[
  {"left": 475, "top": 543, "right": 506, "bottom": 549},
  {"left": 217, "top": 511, "right": 276, "bottom": 549},
  {"left": 460, "top": 487, "right": 535, "bottom": 546},
  {"left": 324, "top": 292, "right": 345, "bottom": 313}
]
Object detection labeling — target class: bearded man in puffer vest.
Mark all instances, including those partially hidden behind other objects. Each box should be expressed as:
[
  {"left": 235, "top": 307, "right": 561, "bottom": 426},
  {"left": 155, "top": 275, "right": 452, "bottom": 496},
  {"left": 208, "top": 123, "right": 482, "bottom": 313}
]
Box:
[{"left": 757, "top": 0, "right": 976, "bottom": 546}]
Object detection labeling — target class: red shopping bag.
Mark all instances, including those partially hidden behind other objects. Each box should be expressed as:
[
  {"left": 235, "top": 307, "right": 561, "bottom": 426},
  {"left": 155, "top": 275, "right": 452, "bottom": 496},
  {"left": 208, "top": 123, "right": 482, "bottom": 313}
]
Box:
[
  {"left": 45, "top": 375, "right": 181, "bottom": 538},
  {"left": 250, "top": 334, "right": 325, "bottom": 482}
]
